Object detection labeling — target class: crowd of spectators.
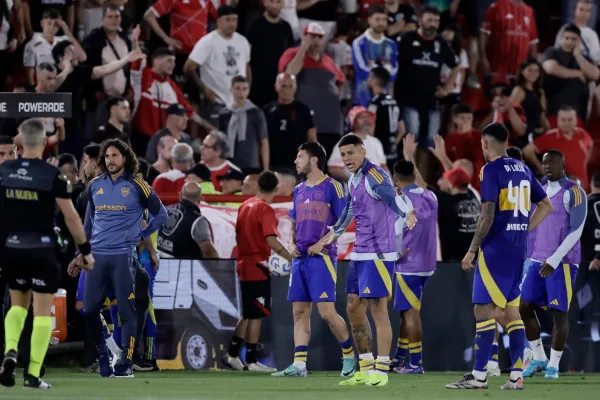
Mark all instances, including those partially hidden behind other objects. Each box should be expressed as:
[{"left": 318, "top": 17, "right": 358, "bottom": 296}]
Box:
[{"left": 0, "top": 0, "right": 599, "bottom": 267}]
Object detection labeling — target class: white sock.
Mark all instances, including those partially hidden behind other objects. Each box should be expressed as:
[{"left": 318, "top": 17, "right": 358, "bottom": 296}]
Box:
[
  {"left": 292, "top": 361, "right": 306, "bottom": 369},
  {"left": 487, "top": 360, "right": 498, "bottom": 369},
  {"left": 548, "top": 348, "right": 563, "bottom": 369},
  {"left": 359, "top": 353, "right": 374, "bottom": 375},
  {"left": 529, "top": 339, "right": 547, "bottom": 361},
  {"left": 510, "top": 370, "right": 522, "bottom": 381},
  {"left": 472, "top": 370, "right": 487, "bottom": 381},
  {"left": 106, "top": 335, "right": 121, "bottom": 357}
]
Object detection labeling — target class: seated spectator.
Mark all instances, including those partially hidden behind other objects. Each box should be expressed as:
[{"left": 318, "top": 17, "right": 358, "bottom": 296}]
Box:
[
  {"left": 91, "top": 96, "right": 131, "bottom": 145},
  {"left": 218, "top": 75, "right": 269, "bottom": 170},
  {"left": 523, "top": 105, "right": 593, "bottom": 190},
  {"left": 543, "top": 24, "right": 600, "bottom": 123},
  {"left": 327, "top": 106, "right": 387, "bottom": 181},
  {"left": 511, "top": 58, "right": 550, "bottom": 141},
  {"left": 264, "top": 73, "right": 316, "bottom": 171},
  {"left": 183, "top": 163, "right": 218, "bottom": 195},
  {"left": 219, "top": 169, "right": 244, "bottom": 195},
  {"left": 351, "top": 5, "right": 398, "bottom": 108},
  {"left": 200, "top": 131, "right": 241, "bottom": 192},
  {"left": 279, "top": 22, "right": 345, "bottom": 158},
  {"left": 326, "top": 16, "right": 353, "bottom": 112},
  {"left": 247, "top": 0, "right": 294, "bottom": 108},
  {"left": 145, "top": 104, "right": 193, "bottom": 164},
  {"left": 555, "top": 0, "right": 600, "bottom": 65},
  {"left": 184, "top": 5, "right": 250, "bottom": 125},
  {"left": 385, "top": 0, "right": 418, "bottom": 42},
  {"left": 241, "top": 173, "right": 259, "bottom": 196},
  {"left": 152, "top": 142, "right": 195, "bottom": 205},
  {"left": 131, "top": 47, "right": 214, "bottom": 156},
  {"left": 83, "top": 3, "right": 133, "bottom": 137},
  {"left": 24, "top": 9, "right": 86, "bottom": 86},
  {"left": 274, "top": 170, "right": 297, "bottom": 196},
  {"left": 148, "top": 135, "right": 177, "bottom": 185},
  {"left": 479, "top": 82, "right": 527, "bottom": 147}
]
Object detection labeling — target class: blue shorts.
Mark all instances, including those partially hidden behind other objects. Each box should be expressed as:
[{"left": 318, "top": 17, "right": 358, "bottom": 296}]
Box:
[
  {"left": 521, "top": 261, "right": 578, "bottom": 312},
  {"left": 76, "top": 270, "right": 115, "bottom": 306},
  {"left": 346, "top": 259, "right": 394, "bottom": 299},
  {"left": 287, "top": 254, "right": 337, "bottom": 303},
  {"left": 394, "top": 273, "right": 430, "bottom": 311},
  {"left": 472, "top": 249, "right": 524, "bottom": 308}
]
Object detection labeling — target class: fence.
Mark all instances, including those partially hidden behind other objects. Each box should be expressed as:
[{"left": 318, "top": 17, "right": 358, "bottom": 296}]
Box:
[{"left": 151, "top": 259, "right": 600, "bottom": 372}]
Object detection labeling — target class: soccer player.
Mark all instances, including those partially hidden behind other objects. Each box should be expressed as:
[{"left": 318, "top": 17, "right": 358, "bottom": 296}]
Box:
[
  {"left": 446, "top": 123, "right": 552, "bottom": 390},
  {"left": 322, "top": 134, "right": 416, "bottom": 387},
  {"left": 520, "top": 150, "right": 587, "bottom": 379},
  {"left": 72, "top": 139, "right": 167, "bottom": 378},
  {"left": 271, "top": 142, "right": 356, "bottom": 378},
  {"left": 223, "top": 171, "right": 292, "bottom": 372},
  {"left": 391, "top": 159, "right": 438, "bottom": 374},
  {"left": 0, "top": 119, "right": 94, "bottom": 389}
]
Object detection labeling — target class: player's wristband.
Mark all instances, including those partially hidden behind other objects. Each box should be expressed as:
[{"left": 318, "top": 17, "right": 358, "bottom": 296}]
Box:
[{"left": 79, "top": 241, "right": 92, "bottom": 256}]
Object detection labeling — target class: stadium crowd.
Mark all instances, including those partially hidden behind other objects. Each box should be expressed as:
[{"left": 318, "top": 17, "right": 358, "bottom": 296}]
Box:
[{"left": 1, "top": 0, "right": 600, "bottom": 378}]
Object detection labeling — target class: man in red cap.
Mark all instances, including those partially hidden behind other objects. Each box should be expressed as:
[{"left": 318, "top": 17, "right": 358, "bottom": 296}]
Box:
[{"left": 327, "top": 106, "right": 387, "bottom": 181}]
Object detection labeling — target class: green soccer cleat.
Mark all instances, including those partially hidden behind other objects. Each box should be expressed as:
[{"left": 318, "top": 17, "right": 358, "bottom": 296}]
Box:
[
  {"left": 341, "top": 357, "right": 357, "bottom": 377},
  {"left": 366, "top": 373, "right": 389, "bottom": 387},
  {"left": 339, "top": 371, "right": 369, "bottom": 386},
  {"left": 271, "top": 364, "right": 307, "bottom": 377}
]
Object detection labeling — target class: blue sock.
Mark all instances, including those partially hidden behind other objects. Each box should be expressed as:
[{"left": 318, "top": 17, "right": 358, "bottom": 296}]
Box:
[
  {"left": 507, "top": 320, "right": 526, "bottom": 380},
  {"left": 394, "top": 337, "right": 409, "bottom": 360},
  {"left": 489, "top": 342, "right": 499, "bottom": 364},
  {"left": 473, "top": 319, "right": 496, "bottom": 376},
  {"left": 339, "top": 336, "right": 354, "bottom": 358},
  {"left": 143, "top": 300, "right": 157, "bottom": 361}
]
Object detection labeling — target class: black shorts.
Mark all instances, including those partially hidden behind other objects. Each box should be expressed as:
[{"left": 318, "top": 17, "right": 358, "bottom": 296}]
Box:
[
  {"left": 2, "top": 247, "right": 60, "bottom": 294},
  {"left": 240, "top": 279, "right": 271, "bottom": 320}
]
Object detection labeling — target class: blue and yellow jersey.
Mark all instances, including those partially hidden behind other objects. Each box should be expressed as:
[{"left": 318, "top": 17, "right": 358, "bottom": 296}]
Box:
[{"left": 479, "top": 156, "right": 547, "bottom": 252}]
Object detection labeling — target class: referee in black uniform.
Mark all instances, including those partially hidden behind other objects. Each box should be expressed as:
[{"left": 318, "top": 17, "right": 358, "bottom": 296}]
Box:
[{"left": 0, "top": 119, "right": 94, "bottom": 389}]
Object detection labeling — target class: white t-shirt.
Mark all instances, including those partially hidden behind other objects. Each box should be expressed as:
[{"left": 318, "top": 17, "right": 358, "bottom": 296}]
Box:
[
  {"left": 0, "top": 0, "right": 13, "bottom": 50},
  {"left": 23, "top": 33, "right": 69, "bottom": 68},
  {"left": 328, "top": 134, "right": 387, "bottom": 169},
  {"left": 280, "top": 0, "right": 300, "bottom": 40},
  {"left": 555, "top": 24, "right": 600, "bottom": 64},
  {"left": 188, "top": 30, "right": 251, "bottom": 106}
]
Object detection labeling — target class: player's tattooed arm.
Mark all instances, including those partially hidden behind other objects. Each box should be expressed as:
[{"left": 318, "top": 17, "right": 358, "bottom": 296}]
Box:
[{"left": 468, "top": 201, "right": 495, "bottom": 253}]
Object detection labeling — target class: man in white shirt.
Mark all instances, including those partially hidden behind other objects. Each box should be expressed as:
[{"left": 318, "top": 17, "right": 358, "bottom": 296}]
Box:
[
  {"left": 328, "top": 106, "right": 387, "bottom": 182},
  {"left": 184, "top": 5, "right": 251, "bottom": 125}
]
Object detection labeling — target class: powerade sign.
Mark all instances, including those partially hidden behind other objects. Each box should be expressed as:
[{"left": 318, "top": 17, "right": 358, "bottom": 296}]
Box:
[{"left": 0, "top": 93, "right": 72, "bottom": 118}]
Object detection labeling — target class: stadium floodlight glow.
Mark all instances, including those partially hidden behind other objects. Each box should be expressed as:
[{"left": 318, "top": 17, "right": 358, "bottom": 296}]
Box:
[{"left": 0, "top": 92, "right": 72, "bottom": 118}]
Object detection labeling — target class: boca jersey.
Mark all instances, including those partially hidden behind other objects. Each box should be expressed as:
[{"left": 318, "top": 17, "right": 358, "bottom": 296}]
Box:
[
  {"left": 479, "top": 156, "right": 546, "bottom": 252},
  {"left": 289, "top": 175, "right": 346, "bottom": 259}
]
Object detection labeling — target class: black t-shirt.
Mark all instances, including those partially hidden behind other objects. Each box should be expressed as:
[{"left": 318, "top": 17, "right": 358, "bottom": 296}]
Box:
[
  {"left": 436, "top": 188, "right": 481, "bottom": 262},
  {"left": 396, "top": 31, "right": 458, "bottom": 109},
  {"left": 387, "top": 4, "right": 418, "bottom": 42},
  {"left": 147, "top": 167, "right": 161, "bottom": 186},
  {"left": 0, "top": 158, "right": 72, "bottom": 245},
  {"left": 297, "top": 0, "right": 339, "bottom": 21},
  {"left": 368, "top": 93, "right": 401, "bottom": 158},
  {"left": 91, "top": 123, "right": 130, "bottom": 145},
  {"left": 543, "top": 47, "right": 590, "bottom": 119},
  {"left": 263, "top": 100, "right": 315, "bottom": 170},
  {"left": 29, "top": 0, "right": 73, "bottom": 33},
  {"left": 247, "top": 16, "right": 295, "bottom": 107}
]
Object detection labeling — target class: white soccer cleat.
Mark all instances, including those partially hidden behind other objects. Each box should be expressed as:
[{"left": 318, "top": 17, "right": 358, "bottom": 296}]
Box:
[
  {"left": 222, "top": 354, "right": 245, "bottom": 371},
  {"left": 247, "top": 362, "right": 277, "bottom": 372},
  {"left": 487, "top": 365, "right": 501, "bottom": 377}
]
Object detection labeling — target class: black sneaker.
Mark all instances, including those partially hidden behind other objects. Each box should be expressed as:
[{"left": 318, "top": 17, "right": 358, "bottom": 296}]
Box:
[
  {"left": 0, "top": 350, "right": 17, "bottom": 387},
  {"left": 132, "top": 357, "right": 154, "bottom": 372},
  {"left": 24, "top": 374, "right": 51, "bottom": 389},
  {"left": 80, "top": 360, "right": 99, "bottom": 373},
  {"left": 112, "top": 363, "right": 134, "bottom": 378}
]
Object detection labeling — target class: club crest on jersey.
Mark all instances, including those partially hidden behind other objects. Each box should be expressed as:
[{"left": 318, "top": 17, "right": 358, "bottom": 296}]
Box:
[{"left": 121, "top": 186, "right": 130, "bottom": 197}]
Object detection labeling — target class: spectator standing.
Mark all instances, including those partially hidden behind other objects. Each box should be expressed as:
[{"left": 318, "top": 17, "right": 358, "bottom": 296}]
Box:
[
  {"left": 562, "top": 0, "right": 598, "bottom": 29},
  {"left": 218, "top": 76, "right": 269, "bottom": 170},
  {"left": 152, "top": 142, "right": 195, "bottom": 203},
  {"left": 83, "top": 3, "right": 132, "bottom": 137},
  {"left": 352, "top": 5, "right": 398, "bottom": 108},
  {"left": 479, "top": 0, "right": 538, "bottom": 85},
  {"left": 367, "top": 66, "right": 403, "bottom": 170},
  {"left": 326, "top": 16, "right": 353, "bottom": 111},
  {"left": 555, "top": 0, "right": 600, "bottom": 65},
  {"left": 510, "top": 58, "right": 550, "bottom": 142},
  {"left": 28, "top": 0, "right": 75, "bottom": 33},
  {"left": 90, "top": 96, "right": 131, "bottom": 145},
  {"left": 395, "top": 5, "right": 457, "bottom": 181},
  {"left": 456, "top": 0, "right": 493, "bottom": 89},
  {"left": 149, "top": 135, "right": 177, "bottom": 185},
  {"left": 385, "top": 0, "right": 418, "bottom": 42},
  {"left": 0, "top": 0, "right": 17, "bottom": 91},
  {"left": 145, "top": 104, "right": 193, "bottom": 164},
  {"left": 24, "top": 9, "right": 85, "bottom": 85},
  {"left": 279, "top": 22, "right": 345, "bottom": 159},
  {"left": 199, "top": 131, "right": 242, "bottom": 192},
  {"left": 544, "top": 24, "right": 600, "bottom": 124},
  {"left": 280, "top": 0, "right": 300, "bottom": 40},
  {"left": 479, "top": 82, "right": 527, "bottom": 147},
  {"left": 439, "top": 22, "right": 468, "bottom": 135},
  {"left": 264, "top": 73, "right": 316, "bottom": 171},
  {"left": 296, "top": 0, "right": 339, "bottom": 43},
  {"left": 523, "top": 105, "right": 593, "bottom": 190},
  {"left": 247, "top": 0, "right": 294, "bottom": 108},
  {"left": 184, "top": 5, "right": 251, "bottom": 125},
  {"left": 327, "top": 106, "right": 387, "bottom": 181}
]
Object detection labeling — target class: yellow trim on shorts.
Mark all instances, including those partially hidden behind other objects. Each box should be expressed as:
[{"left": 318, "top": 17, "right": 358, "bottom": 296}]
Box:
[
  {"left": 323, "top": 255, "right": 337, "bottom": 283},
  {"left": 374, "top": 260, "right": 392, "bottom": 298},
  {"left": 477, "top": 251, "right": 507, "bottom": 308},
  {"left": 395, "top": 273, "right": 421, "bottom": 311},
  {"left": 563, "top": 264, "right": 573, "bottom": 311}
]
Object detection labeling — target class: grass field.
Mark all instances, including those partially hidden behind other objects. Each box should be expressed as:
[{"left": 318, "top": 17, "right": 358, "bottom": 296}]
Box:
[{"left": 1, "top": 370, "right": 600, "bottom": 400}]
